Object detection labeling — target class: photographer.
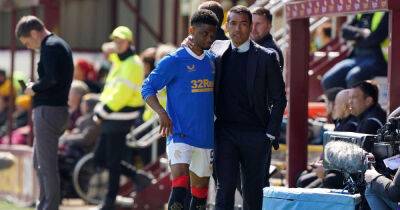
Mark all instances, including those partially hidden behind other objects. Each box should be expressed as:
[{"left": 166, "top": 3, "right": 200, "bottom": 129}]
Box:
[{"left": 364, "top": 162, "right": 400, "bottom": 210}]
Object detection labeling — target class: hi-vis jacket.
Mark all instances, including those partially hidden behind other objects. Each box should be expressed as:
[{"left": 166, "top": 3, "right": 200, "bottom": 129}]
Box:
[{"left": 95, "top": 53, "right": 145, "bottom": 121}]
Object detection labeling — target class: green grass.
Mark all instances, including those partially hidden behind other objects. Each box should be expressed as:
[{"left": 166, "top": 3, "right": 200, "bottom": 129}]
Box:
[{"left": 0, "top": 200, "right": 34, "bottom": 210}]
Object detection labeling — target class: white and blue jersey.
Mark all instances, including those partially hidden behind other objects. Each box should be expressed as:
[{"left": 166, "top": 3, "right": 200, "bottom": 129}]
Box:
[{"left": 141, "top": 47, "right": 215, "bottom": 149}]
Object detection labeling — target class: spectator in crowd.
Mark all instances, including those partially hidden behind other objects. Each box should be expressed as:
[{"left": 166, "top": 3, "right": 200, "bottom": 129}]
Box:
[
  {"left": 211, "top": 6, "right": 286, "bottom": 210},
  {"left": 0, "top": 95, "right": 31, "bottom": 145},
  {"left": 198, "top": 0, "right": 228, "bottom": 40},
  {"left": 67, "top": 80, "right": 90, "bottom": 131},
  {"left": 0, "top": 70, "right": 14, "bottom": 98},
  {"left": 332, "top": 89, "right": 358, "bottom": 132},
  {"left": 60, "top": 93, "right": 100, "bottom": 154},
  {"left": 0, "top": 96, "right": 8, "bottom": 130},
  {"left": 349, "top": 80, "right": 386, "bottom": 134},
  {"left": 74, "top": 59, "right": 101, "bottom": 93},
  {"left": 94, "top": 26, "right": 152, "bottom": 210},
  {"left": 58, "top": 94, "right": 100, "bottom": 200},
  {"left": 297, "top": 89, "right": 356, "bottom": 189},
  {"left": 96, "top": 60, "right": 111, "bottom": 90},
  {"left": 323, "top": 87, "right": 344, "bottom": 120},
  {"left": 13, "top": 94, "right": 31, "bottom": 131},
  {"left": 250, "top": 7, "right": 284, "bottom": 71},
  {"left": 321, "top": 12, "right": 388, "bottom": 90},
  {"left": 16, "top": 15, "right": 73, "bottom": 210},
  {"left": 140, "top": 47, "right": 157, "bottom": 78},
  {"left": 312, "top": 23, "right": 332, "bottom": 50}
]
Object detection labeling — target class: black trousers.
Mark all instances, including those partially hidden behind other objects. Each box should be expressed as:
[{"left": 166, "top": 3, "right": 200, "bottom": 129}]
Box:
[
  {"left": 215, "top": 125, "right": 268, "bottom": 210},
  {"left": 94, "top": 129, "right": 136, "bottom": 207}
]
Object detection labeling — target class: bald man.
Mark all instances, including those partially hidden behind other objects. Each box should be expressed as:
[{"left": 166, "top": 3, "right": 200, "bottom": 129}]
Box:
[{"left": 332, "top": 89, "right": 358, "bottom": 132}]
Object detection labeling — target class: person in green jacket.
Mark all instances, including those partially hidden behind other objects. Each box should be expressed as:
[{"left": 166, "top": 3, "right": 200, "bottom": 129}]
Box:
[{"left": 94, "top": 26, "right": 152, "bottom": 210}]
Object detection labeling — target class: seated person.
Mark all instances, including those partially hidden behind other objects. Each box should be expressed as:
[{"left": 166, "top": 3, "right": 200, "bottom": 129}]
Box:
[
  {"left": 0, "top": 96, "right": 8, "bottom": 131},
  {"left": 349, "top": 80, "right": 386, "bottom": 134},
  {"left": 74, "top": 59, "right": 102, "bottom": 93},
  {"left": 140, "top": 47, "right": 156, "bottom": 78},
  {"left": 297, "top": 89, "right": 356, "bottom": 189},
  {"left": 0, "top": 95, "right": 31, "bottom": 145},
  {"left": 58, "top": 94, "right": 101, "bottom": 198},
  {"left": 67, "top": 80, "right": 90, "bottom": 131},
  {"left": 59, "top": 93, "right": 100, "bottom": 155},
  {"left": 321, "top": 12, "right": 388, "bottom": 90},
  {"left": 332, "top": 89, "right": 358, "bottom": 132},
  {"left": 364, "top": 156, "right": 400, "bottom": 210},
  {"left": 323, "top": 87, "right": 344, "bottom": 121},
  {"left": 0, "top": 69, "right": 14, "bottom": 98}
]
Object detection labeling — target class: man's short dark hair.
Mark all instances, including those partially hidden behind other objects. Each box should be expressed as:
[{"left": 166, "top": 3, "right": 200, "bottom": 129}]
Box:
[
  {"left": 190, "top": 9, "right": 219, "bottom": 27},
  {"left": 228, "top": 5, "right": 252, "bottom": 25},
  {"left": 352, "top": 80, "right": 379, "bottom": 104},
  {"left": 324, "top": 87, "right": 344, "bottom": 102},
  {"left": 251, "top": 7, "right": 272, "bottom": 22},
  {"left": 15, "top": 16, "right": 45, "bottom": 38},
  {"left": 198, "top": 1, "right": 224, "bottom": 27}
]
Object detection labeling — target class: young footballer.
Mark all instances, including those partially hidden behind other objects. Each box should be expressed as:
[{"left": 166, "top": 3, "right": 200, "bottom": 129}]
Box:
[{"left": 141, "top": 9, "right": 218, "bottom": 210}]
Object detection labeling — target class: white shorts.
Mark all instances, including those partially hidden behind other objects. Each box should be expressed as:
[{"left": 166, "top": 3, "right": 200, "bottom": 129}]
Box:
[{"left": 166, "top": 142, "right": 213, "bottom": 177}]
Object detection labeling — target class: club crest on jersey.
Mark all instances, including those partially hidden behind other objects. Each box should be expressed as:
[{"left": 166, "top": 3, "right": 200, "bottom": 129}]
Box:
[{"left": 186, "top": 64, "right": 196, "bottom": 72}]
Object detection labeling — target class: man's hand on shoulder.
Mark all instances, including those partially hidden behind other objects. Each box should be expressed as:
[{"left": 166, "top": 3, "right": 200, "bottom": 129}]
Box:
[{"left": 181, "top": 35, "right": 194, "bottom": 48}]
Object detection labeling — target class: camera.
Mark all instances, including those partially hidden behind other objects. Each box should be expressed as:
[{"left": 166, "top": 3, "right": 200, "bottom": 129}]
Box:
[
  {"left": 322, "top": 117, "right": 400, "bottom": 193},
  {"left": 373, "top": 117, "right": 400, "bottom": 164}
]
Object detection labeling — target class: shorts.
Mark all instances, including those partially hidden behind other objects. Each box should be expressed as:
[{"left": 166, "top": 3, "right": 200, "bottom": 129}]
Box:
[{"left": 166, "top": 142, "right": 213, "bottom": 177}]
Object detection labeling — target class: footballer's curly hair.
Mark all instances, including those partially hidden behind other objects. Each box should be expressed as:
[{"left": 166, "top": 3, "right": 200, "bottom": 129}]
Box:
[{"left": 190, "top": 9, "right": 219, "bottom": 27}]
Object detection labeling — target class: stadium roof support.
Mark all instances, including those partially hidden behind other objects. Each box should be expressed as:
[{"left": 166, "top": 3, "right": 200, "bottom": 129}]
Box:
[{"left": 285, "top": 0, "right": 400, "bottom": 187}]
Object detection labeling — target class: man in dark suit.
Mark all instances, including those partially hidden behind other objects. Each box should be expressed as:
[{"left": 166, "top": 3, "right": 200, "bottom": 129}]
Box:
[
  {"left": 211, "top": 5, "right": 287, "bottom": 210},
  {"left": 250, "top": 6, "right": 284, "bottom": 189},
  {"left": 250, "top": 7, "right": 284, "bottom": 71}
]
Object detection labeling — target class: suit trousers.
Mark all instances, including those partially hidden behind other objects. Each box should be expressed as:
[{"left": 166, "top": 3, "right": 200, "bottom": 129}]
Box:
[
  {"left": 33, "top": 106, "right": 68, "bottom": 210},
  {"left": 215, "top": 125, "right": 269, "bottom": 210}
]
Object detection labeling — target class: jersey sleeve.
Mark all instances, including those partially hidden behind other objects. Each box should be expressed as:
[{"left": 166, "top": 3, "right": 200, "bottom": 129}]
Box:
[{"left": 141, "top": 55, "right": 177, "bottom": 101}]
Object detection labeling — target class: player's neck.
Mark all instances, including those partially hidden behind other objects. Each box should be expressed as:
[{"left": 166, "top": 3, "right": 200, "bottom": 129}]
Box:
[{"left": 189, "top": 45, "right": 204, "bottom": 56}]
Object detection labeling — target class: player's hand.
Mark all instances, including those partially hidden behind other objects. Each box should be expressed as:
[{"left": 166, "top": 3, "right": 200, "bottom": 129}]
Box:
[
  {"left": 24, "top": 82, "right": 35, "bottom": 96},
  {"left": 158, "top": 111, "right": 173, "bottom": 137},
  {"left": 181, "top": 35, "right": 194, "bottom": 48}
]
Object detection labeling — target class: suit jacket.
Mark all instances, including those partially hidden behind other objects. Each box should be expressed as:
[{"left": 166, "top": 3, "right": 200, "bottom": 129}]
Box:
[
  {"left": 257, "top": 33, "right": 284, "bottom": 71},
  {"left": 210, "top": 40, "right": 287, "bottom": 138}
]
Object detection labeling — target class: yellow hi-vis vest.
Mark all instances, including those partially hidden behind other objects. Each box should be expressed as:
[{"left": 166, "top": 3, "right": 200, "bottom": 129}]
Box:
[
  {"left": 100, "top": 53, "right": 145, "bottom": 112},
  {"left": 356, "top": 12, "right": 389, "bottom": 61}
]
